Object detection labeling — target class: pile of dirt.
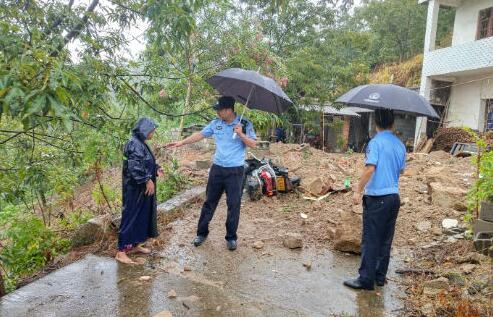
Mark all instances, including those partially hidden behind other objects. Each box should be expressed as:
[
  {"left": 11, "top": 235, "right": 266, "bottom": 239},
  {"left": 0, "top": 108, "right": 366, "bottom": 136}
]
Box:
[
  {"left": 171, "top": 143, "right": 476, "bottom": 251},
  {"left": 171, "top": 143, "right": 489, "bottom": 317},
  {"left": 432, "top": 127, "right": 475, "bottom": 152}
]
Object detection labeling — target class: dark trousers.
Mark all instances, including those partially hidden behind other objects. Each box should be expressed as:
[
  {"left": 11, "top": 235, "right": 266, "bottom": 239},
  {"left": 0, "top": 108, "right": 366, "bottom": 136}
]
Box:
[
  {"left": 197, "top": 164, "right": 244, "bottom": 241},
  {"left": 358, "top": 194, "right": 400, "bottom": 287}
]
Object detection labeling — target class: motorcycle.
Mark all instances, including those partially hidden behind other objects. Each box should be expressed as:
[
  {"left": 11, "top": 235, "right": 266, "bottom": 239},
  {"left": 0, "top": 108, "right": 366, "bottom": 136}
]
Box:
[{"left": 244, "top": 153, "right": 301, "bottom": 201}]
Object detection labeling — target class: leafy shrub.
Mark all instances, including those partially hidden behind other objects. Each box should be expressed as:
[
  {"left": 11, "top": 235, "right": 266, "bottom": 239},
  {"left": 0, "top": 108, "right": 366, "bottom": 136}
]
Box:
[
  {"left": 58, "top": 209, "right": 94, "bottom": 230},
  {"left": 0, "top": 213, "right": 70, "bottom": 292},
  {"left": 466, "top": 136, "right": 493, "bottom": 223},
  {"left": 157, "top": 159, "right": 190, "bottom": 202},
  {"left": 91, "top": 183, "right": 121, "bottom": 210}
]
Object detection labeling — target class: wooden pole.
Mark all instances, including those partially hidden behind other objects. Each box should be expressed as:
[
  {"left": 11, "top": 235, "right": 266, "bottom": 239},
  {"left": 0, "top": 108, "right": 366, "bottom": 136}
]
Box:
[{"left": 322, "top": 111, "right": 325, "bottom": 152}]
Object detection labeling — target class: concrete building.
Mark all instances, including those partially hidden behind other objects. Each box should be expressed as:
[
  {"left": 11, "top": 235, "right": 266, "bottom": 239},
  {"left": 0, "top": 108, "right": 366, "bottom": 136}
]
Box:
[{"left": 416, "top": 0, "right": 493, "bottom": 146}]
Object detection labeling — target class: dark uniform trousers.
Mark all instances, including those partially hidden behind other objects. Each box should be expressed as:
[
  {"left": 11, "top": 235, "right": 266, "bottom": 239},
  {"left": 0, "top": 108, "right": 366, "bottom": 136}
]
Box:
[
  {"left": 197, "top": 164, "right": 244, "bottom": 241},
  {"left": 358, "top": 194, "right": 400, "bottom": 287}
]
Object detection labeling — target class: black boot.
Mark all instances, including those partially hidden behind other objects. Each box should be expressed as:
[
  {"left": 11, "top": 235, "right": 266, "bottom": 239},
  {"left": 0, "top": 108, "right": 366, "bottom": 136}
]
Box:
[
  {"left": 193, "top": 235, "right": 207, "bottom": 247},
  {"left": 226, "top": 239, "right": 237, "bottom": 251},
  {"left": 343, "top": 278, "right": 374, "bottom": 290}
]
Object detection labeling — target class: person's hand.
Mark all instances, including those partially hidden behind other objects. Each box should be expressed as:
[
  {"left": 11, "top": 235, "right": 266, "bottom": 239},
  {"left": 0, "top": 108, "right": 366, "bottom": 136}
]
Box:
[
  {"left": 145, "top": 180, "right": 155, "bottom": 196},
  {"left": 166, "top": 140, "right": 183, "bottom": 149},
  {"left": 234, "top": 123, "right": 244, "bottom": 137},
  {"left": 157, "top": 167, "right": 164, "bottom": 177},
  {"left": 352, "top": 192, "right": 362, "bottom": 205}
]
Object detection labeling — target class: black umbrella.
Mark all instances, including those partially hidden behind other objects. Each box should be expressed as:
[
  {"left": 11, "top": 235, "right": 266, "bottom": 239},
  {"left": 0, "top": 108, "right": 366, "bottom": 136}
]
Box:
[
  {"left": 335, "top": 84, "right": 439, "bottom": 118},
  {"left": 207, "top": 68, "right": 293, "bottom": 115}
]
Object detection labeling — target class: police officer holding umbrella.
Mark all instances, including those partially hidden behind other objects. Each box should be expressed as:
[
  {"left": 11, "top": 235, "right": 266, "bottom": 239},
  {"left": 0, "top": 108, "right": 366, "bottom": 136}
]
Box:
[
  {"left": 166, "top": 96, "right": 256, "bottom": 250},
  {"left": 167, "top": 68, "right": 293, "bottom": 251}
]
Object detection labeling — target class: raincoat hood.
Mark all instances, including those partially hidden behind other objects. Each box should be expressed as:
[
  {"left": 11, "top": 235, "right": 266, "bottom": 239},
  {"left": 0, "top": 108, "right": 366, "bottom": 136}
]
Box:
[{"left": 132, "top": 118, "right": 157, "bottom": 141}]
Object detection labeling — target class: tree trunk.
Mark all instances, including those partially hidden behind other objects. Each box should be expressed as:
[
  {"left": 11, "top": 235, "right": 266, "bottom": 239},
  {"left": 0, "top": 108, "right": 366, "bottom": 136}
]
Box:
[{"left": 179, "top": 43, "right": 194, "bottom": 134}]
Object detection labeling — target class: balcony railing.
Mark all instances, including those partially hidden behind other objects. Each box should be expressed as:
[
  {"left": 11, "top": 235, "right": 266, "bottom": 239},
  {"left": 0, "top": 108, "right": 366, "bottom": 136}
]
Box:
[{"left": 422, "top": 36, "right": 493, "bottom": 77}]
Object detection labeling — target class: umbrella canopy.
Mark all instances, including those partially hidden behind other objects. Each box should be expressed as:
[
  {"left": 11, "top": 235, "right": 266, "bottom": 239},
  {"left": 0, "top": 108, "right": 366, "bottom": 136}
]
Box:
[
  {"left": 207, "top": 68, "right": 293, "bottom": 115},
  {"left": 335, "top": 84, "right": 439, "bottom": 118}
]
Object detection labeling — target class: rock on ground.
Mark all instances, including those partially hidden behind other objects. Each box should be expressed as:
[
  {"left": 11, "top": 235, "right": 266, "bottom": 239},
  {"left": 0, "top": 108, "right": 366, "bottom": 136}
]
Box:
[
  {"left": 333, "top": 210, "right": 362, "bottom": 254},
  {"left": 72, "top": 216, "right": 110, "bottom": 247},
  {"left": 253, "top": 241, "right": 265, "bottom": 249},
  {"left": 416, "top": 221, "right": 432, "bottom": 232},
  {"left": 423, "top": 277, "right": 449, "bottom": 296},
  {"left": 283, "top": 233, "right": 303, "bottom": 249},
  {"left": 428, "top": 182, "right": 467, "bottom": 209},
  {"left": 167, "top": 289, "right": 177, "bottom": 298}
]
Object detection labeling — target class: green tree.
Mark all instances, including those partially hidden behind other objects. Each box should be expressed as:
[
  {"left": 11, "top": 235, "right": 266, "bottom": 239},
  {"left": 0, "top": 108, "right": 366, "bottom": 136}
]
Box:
[
  {"left": 243, "top": 0, "right": 337, "bottom": 57},
  {"left": 351, "top": 0, "right": 455, "bottom": 64}
]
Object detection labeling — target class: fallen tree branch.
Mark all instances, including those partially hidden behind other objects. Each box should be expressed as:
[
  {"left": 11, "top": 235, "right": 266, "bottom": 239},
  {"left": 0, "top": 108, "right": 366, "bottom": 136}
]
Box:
[{"left": 395, "top": 268, "right": 435, "bottom": 275}]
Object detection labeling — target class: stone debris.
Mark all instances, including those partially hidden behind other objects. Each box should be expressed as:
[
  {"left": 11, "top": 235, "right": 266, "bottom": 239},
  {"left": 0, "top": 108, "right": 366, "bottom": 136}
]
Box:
[
  {"left": 283, "top": 233, "right": 303, "bottom": 249},
  {"left": 253, "top": 241, "right": 265, "bottom": 249},
  {"left": 167, "top": 289, "right": 177, "bottom": 299}
]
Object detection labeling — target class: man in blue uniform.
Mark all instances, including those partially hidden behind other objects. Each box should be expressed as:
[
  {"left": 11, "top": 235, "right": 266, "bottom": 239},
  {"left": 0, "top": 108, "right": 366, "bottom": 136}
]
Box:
[
  {"left": 344, "top": 109, "right": 406, "bottom": 290},
  {"left": 166, "top": 96, "right": 257, "bottom": 250}
]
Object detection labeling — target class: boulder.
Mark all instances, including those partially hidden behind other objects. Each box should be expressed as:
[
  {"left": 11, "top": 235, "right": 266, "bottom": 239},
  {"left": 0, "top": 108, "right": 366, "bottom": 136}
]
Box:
[
  {"left": 334, "top": 236, "right": 361, "bottom": 254},
  {"left": 307, "top": 177, "right": 332, "bottom": 196},
  {"left": 428, "top": 182, "right": 467, "bottom": 209},
  {"left": 333, "top": 210, "right": 362, "bottom": 254},
  {"left": 283, "top": 233, "right": 303, "bottom": 249},
  {"left": 423, "top": 277, "right": 449, "bottom": 296},
  {"left": 72, "top": 216, "right": 110, "bottom": 247}
]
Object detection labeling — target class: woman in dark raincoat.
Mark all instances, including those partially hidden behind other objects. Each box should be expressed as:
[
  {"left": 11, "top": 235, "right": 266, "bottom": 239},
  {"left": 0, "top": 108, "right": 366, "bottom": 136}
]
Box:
[{"left": 116, "top": 117, "right": 164, "bottom": 264}]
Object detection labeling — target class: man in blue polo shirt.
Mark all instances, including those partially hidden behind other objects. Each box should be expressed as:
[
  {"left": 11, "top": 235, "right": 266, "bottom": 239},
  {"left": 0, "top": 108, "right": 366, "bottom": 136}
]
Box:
[
  {"left": 166, "top": 96, "right": 257, "bottom": 251},
  {"left": 344, "top": 109, "right": 406, "bottom": 290}
]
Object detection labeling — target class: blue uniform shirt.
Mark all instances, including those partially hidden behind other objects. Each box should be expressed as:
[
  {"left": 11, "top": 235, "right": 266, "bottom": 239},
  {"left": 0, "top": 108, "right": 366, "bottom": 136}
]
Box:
[
  {"left": 364, "top": 130, "right": 406, "bottom": 196},
  {"left": 201, "top": 115, "right": 257, "bottom": 167}
]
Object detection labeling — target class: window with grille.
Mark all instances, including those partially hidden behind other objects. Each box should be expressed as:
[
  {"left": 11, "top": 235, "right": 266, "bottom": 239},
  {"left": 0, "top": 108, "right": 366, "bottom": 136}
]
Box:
[
  {"left": 486, "top": 99, "right": 493, "bottom": 131},
  {"left": 477, "top": 7, "right": 493, "bottom": 40}
]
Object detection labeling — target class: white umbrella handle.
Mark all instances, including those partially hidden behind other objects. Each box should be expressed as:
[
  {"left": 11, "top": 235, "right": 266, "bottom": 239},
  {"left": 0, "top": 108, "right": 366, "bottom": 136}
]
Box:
[{"left": 233, "top": 84, "right": 255, "bottom": 139}]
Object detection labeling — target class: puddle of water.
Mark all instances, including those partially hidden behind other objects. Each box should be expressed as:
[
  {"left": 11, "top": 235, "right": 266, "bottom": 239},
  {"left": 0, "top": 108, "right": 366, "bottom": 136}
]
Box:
[{"left": 1, "top": 243, "right": 403, "bottom": 317}]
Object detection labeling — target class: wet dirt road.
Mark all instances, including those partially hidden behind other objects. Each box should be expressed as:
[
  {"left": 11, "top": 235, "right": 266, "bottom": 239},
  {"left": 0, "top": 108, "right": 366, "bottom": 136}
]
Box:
[{"left": 1, "top": 204, "right": 404, "bottom": 317}]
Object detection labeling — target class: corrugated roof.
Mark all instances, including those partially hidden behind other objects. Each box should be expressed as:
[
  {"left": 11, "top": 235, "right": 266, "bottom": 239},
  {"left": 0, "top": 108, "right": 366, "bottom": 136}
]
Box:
[{"left": 299, "top": 105, "right": 361, "bottom": 117}]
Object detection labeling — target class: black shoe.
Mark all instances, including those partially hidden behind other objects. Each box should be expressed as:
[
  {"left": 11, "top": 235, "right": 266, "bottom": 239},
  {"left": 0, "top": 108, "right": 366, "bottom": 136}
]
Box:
[
  {"left": 193, "top": 235, "right": 207, "bottom": 247},
  {"left": 226, "top": 239, "right": 237, "bottom": 251},
  {"left": 376, "top": 279, "right": 386, "bottom": 287},
  {"left": 343, "top": 278, "right": 374, "bottom": 290}
]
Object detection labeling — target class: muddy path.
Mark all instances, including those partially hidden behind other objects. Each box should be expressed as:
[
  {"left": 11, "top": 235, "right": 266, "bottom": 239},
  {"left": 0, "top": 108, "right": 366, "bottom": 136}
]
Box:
[{"left": 0, "top": 197, "right": 404, "bottom": 317}]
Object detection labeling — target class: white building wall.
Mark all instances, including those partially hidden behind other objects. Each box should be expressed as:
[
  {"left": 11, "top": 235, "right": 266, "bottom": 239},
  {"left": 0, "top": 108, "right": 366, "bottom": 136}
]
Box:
[
  {"left": 446, "top": 74, "right": 493, "bottom": 131},
  {"left": 452, "top": 0, "right": 493, "bottom": 46},
  {"left": 422, "top": 36, "right": 493, "bottom": 76}
]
